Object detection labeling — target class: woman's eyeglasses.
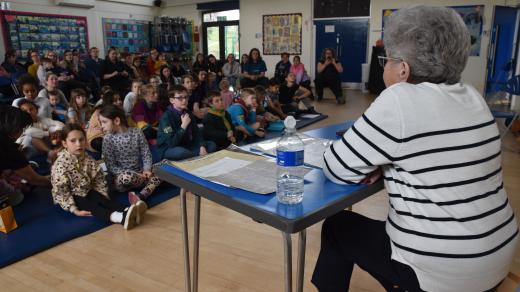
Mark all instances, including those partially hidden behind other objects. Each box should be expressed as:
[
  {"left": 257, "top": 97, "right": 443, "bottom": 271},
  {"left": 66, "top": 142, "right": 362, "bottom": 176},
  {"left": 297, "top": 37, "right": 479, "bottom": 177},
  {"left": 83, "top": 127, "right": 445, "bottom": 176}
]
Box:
[{"left": 377, "top": 56, "right": 403, "bottom": 67}]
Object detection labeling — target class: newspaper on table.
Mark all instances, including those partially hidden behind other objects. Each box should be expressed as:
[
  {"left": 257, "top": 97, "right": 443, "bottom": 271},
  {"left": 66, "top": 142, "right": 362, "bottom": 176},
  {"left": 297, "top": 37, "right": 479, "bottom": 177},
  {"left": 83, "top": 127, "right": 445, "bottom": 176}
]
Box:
[
  {"left": 249, "top": 133, "right": 333, "bottom": 169},
  {"left": 167, "top": 146, "right": 310, "bottom": 194}
]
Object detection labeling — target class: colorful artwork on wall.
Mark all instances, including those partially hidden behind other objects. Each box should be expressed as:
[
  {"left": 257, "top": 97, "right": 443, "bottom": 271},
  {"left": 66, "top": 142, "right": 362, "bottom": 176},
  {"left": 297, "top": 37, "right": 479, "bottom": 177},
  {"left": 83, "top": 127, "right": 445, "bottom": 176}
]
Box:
[
  {"left": 102, "top": 18, "right": 150, "bottom": 53},
  {"left": 262, "top": 13, "right": 302, "bottom": 55},
  {"left": 0, "top": 10, "right": 88, "bottom": 59},
  {"left": 382, "top": 5, "right": 484, "bottom": 56}
]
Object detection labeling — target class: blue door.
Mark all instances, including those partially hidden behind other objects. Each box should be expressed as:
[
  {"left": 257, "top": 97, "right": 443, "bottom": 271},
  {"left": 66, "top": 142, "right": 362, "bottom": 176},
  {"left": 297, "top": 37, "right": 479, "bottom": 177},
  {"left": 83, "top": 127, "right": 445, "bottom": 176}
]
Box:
[
  {"left": 486, "top": 6, "right": 519, "bottom": 95},
  {"left": 314, "top": 19, "right": 368, "bottom": 83}
]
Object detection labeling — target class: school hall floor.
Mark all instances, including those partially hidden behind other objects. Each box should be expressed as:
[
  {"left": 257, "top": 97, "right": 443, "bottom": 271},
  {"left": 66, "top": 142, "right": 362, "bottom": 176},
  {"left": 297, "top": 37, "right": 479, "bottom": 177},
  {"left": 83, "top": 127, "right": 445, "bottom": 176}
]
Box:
[{"left": 1, "top": 89, "right": 519, "bottom": 291}]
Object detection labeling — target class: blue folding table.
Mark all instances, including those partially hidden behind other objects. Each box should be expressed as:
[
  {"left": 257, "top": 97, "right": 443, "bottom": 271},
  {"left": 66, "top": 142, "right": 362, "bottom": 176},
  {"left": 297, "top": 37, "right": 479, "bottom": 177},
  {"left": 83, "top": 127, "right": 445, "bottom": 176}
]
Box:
[{"left": 155, "top": 122, "right": 384, "bottom": 292}]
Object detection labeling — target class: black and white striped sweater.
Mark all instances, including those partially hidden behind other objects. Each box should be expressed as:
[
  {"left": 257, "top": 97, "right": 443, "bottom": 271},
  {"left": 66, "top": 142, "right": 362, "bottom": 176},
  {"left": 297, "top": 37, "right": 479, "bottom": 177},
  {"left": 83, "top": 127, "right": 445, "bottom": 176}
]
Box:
[{"left": 323, "top": 82, "right": 518, "bottom": 291}]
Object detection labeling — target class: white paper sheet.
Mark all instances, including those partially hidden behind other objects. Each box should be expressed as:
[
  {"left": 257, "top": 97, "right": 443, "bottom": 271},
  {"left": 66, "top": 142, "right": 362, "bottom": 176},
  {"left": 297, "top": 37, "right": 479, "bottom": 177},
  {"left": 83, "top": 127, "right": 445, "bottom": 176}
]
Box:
[
  {"left": 191, "top": 157, "right": 253, "bottom": 177},
  {"left": 300, "top": 114, "right": 321, "bottom": 119}
]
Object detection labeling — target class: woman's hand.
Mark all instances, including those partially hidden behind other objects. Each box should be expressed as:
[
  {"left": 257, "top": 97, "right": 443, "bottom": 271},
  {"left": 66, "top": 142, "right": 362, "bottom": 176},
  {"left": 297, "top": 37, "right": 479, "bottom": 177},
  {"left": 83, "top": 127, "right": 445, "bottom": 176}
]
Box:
[
  {"left": 74, "top": 210, "right": 92, "bottom": 217},
  {"left": 360, "top": 168, "right": 382, "bottom": 185},
  {"left": 199, "top": 146, "right": 208, "bottom": 156}
]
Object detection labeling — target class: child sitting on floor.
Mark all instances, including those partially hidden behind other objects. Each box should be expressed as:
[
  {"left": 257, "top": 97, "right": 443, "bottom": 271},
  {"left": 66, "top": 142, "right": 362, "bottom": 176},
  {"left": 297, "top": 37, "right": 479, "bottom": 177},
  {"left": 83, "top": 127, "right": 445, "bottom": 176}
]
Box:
[
  {"left": 182, "top": 74, "right": 207, "bottom": 121},
  {"left": 255, "top": 85, "right": 280, "bottom": 123},
  {"left": 132, "top": 84, "right": 163, "bottom": 140},
  {"left": 51, "top": 123, "right": 146, "bottom": 229},
  {"left": 227, "top": 88, "right": 266, "bottom": 139},
  {"left": 17, "top": 99, "right": 63, "bottom": 161},
  {"left": 67, "top": 88, "right": 93, "bottom": 129},
  {"left": 86, "top": 90, "right": 123, "bottom": 152},
  {"left": 123, "top": 80, "right": 142, "bottom": 116},
  {"left": 220, "top": 78, "right": 234, "bottom": 109},
  {"left": 203, "top": 90, "right": 237, "bottom": 150},
  {"left": 12, "top": 74, "right": 52, "bottom": 119},
  {"left": 48, "top": 90, "right": 67, "bottom": 123},
  {"left": 265, "top": 78, "right": 286, "bottom": 119},
  {"left": 99, "top": 104, "right": 162, "bottom": 204},
  {"left": 278, "top": 72, "right": 317, "bottom": 115},
  {"left": 157, "top": 85, "right": 216, "bottom": 161}
]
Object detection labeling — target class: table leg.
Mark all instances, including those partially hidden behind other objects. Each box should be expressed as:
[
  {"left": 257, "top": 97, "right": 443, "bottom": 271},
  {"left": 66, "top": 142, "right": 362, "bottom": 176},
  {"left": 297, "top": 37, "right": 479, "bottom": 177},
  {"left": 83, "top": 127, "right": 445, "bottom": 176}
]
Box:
[
  {"left": 282, "top": 232, "right": 293, "bottom": 292},
  {"left": 296, "top": 230, "right": 307, "bottom": 292},
  {"left": 180, "top": 188, "right": 192, "bottom": 292},
  {"left": 192, "top": 195, "right": 201, "bottom": 292}
]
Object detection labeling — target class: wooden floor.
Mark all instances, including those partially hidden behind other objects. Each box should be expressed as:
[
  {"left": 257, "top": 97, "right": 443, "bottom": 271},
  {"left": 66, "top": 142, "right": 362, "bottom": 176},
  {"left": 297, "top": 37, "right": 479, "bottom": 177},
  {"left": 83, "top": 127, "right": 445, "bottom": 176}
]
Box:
[{"left": 1, "top": 89, "right": 519, "bottom": 291}]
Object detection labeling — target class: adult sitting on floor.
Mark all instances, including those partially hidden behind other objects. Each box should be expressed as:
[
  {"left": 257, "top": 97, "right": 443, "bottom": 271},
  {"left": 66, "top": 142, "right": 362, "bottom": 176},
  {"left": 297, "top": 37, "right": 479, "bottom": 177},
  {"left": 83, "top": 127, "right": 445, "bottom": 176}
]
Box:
[
  {"left": 315, "top": 48, "right": 344, "bottom": 104},
  {"left": 240, "top": 48, "right": 269, "bottom": 88},
  {"left": 312, "top": 6, "right": 518, "bottom": 292},
  {"left": 0, "top": 106, "right": 51, "bottom": 205}
]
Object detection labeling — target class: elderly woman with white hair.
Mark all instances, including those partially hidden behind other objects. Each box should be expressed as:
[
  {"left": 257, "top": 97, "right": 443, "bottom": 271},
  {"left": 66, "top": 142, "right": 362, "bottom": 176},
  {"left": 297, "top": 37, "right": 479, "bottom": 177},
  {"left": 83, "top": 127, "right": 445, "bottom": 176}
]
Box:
[{"left": 312, "top": 6, "right": 518, "bottom": 292}]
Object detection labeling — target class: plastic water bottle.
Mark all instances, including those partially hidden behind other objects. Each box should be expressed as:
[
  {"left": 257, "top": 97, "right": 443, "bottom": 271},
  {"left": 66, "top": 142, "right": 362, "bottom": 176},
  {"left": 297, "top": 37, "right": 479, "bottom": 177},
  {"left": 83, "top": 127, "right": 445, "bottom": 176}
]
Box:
[{"left": 276, "top": 116, "right": 305, "bottom": 204}]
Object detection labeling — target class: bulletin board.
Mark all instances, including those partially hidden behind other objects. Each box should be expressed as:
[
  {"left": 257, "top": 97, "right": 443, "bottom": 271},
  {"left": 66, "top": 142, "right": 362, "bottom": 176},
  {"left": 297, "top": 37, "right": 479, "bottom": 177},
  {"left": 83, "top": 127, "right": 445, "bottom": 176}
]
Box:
[
  {"left": 0, "top": 10, "right": 88, "bottom": 60},
  {"left": 382, "top": 5, "right": 484, "bottom": 56},
  {"left": 262, "top": 13, "right": 302, "bottom": 55},
  {"left": 102, "top": 18, "right": 150, "bottom": 53}
]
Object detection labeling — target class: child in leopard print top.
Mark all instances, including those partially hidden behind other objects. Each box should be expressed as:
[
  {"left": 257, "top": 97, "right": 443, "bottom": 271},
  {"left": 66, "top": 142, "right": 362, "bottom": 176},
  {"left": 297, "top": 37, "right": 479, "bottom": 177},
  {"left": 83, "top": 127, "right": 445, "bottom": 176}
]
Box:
[
  {"left": 51, "top": 123, "right": 146, "bottom": 230},
  {"left": 99, "top": 104, "right": 161, "bottom": 204}
]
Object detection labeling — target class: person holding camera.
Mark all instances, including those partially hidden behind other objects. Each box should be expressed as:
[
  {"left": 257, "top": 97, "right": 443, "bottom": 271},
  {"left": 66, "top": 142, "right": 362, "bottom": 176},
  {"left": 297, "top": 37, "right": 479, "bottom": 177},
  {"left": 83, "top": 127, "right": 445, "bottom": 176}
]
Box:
[{"left": 316, "top": 48, "right": 344, "bottom": 104}]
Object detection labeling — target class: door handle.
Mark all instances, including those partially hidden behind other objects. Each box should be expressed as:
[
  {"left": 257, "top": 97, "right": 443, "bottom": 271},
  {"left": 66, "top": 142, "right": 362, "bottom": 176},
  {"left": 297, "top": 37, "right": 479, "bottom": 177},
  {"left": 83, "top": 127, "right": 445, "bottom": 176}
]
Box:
[{"left": 490, "top": 25, "right": 499, "bottom": 77}]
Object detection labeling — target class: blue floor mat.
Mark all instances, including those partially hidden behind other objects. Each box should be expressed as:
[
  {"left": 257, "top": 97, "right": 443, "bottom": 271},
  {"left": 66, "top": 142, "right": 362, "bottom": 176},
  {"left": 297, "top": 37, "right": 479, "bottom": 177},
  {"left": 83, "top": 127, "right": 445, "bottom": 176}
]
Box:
[
  {"left": 0, "top": 184, "right": 179, "bottom": 268},
  {"left": 0, "top": 114, "right": 326, "bottom": 268}
]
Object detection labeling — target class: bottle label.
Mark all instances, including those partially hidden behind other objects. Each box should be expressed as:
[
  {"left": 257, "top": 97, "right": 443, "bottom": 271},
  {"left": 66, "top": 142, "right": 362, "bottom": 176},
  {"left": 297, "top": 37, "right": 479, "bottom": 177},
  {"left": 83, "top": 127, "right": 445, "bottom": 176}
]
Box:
[{"left": 277, "top": 150, "right": 304, "bottom": 166}]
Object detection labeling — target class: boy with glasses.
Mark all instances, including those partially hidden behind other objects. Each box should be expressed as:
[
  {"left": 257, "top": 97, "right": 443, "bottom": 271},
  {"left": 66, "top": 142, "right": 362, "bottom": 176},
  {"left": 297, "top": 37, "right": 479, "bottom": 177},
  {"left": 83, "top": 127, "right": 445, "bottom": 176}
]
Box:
[{"left": 157, "top": 85, "right": 216, "bottom": 161}]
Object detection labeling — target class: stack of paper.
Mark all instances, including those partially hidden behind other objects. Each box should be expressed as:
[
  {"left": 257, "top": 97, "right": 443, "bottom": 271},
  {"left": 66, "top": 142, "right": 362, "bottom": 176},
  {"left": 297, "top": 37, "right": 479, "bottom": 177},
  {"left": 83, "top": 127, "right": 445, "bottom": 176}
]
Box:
[{"left": 249, "top": 134, "right": 333, "bottom": 169}]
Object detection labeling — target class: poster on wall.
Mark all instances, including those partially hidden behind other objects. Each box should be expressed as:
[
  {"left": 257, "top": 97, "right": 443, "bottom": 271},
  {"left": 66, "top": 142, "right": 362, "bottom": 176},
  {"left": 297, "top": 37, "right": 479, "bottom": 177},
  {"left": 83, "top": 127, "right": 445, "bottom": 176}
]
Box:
[
  {"left": 0, "top": 10, "right": 88, "bottom": 60},
  {"left": 382, "top": 5, "right": 484, "bottom": 56},
  {"left": 102, "top": 18, "right": 150, "bottom": 53},
  {"left": 262, "top": 13, "right": 302, "bottom": 55}
]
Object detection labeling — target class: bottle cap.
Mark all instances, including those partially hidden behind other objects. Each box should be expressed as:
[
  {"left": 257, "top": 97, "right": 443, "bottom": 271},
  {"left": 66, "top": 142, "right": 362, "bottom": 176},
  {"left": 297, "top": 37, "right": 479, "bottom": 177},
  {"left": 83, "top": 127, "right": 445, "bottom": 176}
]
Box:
[{"left": 284, "top": 116, "right": 296, "bottom": 129}]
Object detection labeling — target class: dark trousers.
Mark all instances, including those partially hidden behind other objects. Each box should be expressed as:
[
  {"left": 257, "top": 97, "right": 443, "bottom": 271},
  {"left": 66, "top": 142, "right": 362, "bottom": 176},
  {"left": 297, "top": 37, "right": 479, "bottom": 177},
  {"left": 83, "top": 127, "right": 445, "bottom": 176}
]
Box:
[
  {"left": 142, "top": 127, "right": 157, "bottom": 140},
  {"left": 315, "top": 73, "right": 342, "bottom": 100},
  {"left": 74, "top": 190, "right": 127, "bottom": 222},
  {"left": 312, "top": 211, "right": 423, "bottom": 292},
  {"left": 90, "top": 137, "right": 103, "bottom": 153},
  {"left": 240, "top": 76, "right": 269, "bottom": 88}
]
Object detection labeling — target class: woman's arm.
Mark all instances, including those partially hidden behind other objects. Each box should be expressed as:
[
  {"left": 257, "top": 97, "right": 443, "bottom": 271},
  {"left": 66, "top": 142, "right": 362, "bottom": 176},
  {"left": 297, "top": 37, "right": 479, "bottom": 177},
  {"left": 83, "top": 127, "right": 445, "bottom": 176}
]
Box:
[
  {"left": 103, "top": 71, "right": 118, "bottom": 80},
  {"left": 317, "top": 61, "right": 327, "bottom": 73},
  {"left": 323, "top": 90, "right": 401, "bottom": 184},
  {"left": 15, "top": 165, "right": 50, "bottom": 186},
  {"left": 334, "top": 60, "right": 343, "bottom": 73}
]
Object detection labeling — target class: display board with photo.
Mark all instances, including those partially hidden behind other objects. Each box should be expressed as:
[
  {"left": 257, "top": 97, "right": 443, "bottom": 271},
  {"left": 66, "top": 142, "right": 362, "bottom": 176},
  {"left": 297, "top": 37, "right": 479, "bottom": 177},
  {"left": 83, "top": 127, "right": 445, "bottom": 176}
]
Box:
[
  {"left": 102, "top": 18, "right": 150, "bottom": 53},
  {"left": 0, "top": 10, "right": 88, "bottom": 60},
  {"left": 263, "top": 13, "right": 302, "bottom": 55}
]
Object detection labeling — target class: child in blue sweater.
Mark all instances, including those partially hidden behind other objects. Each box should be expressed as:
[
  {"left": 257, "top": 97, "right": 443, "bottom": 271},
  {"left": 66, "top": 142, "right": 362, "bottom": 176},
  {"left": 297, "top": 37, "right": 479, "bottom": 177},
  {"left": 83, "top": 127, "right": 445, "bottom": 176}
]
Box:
[{"left": 227, "top": 88, "right": 265, "bottom": 139}]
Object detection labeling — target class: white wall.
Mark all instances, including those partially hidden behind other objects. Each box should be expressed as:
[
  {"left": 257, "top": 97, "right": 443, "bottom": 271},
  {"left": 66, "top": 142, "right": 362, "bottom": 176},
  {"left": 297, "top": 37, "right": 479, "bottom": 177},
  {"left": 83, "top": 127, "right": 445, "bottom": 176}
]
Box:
[
  {"left": 0, "top": 0, "right": 159, "bottom": 57},
  {"left": 370, "top": 0, "right": 520, "bottom": 93}
]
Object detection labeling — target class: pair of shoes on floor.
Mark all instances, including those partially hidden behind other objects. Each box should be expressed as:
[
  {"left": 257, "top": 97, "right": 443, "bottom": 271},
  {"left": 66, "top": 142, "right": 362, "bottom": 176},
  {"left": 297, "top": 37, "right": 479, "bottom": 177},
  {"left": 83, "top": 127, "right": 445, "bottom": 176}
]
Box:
[
  {"left": 123, "top": 192, "right": 149, "bottom": 229},
  {"left": 337, "top": 97, "right": 346, "bottom": 104}
]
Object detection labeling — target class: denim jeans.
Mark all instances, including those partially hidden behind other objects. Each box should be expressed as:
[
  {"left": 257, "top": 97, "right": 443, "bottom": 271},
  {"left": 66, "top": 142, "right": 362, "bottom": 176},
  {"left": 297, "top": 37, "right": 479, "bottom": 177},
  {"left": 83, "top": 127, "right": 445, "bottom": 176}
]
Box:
[{"left": 163, "top": 141, "right": 217, "bottom": 161}]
